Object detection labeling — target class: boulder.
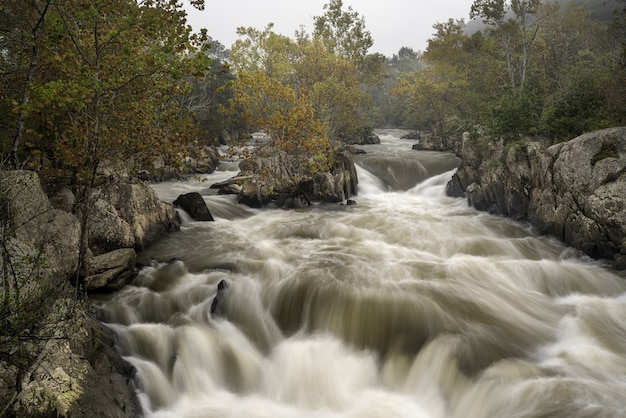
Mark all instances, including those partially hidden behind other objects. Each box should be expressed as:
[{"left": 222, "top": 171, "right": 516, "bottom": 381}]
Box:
[
  {"left": 447, "top": 127, "right": 626, "bottom": 269},
  {"left": 173, "top": 192, "right": 215, "bottom": 221},
  {"left": 342, "top": 129, "right": 381, "bottom": 145},
  {"left": 401, "top": 131, "right": 421, "bottom": 140},
  {"left": 0, "top": 170, "right": 80, "bottom": 278},
  {"left": 88, "top": 179, "right": 180, "bottom": 254}
]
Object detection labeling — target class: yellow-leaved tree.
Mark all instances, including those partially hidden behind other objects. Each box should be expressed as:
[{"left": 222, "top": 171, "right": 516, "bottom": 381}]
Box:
[{"left": 228, "top": 71, "right": 333, "bottom": 205}]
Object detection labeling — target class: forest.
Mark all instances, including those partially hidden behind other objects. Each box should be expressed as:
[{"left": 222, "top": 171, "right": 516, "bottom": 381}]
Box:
[{"left": 1, "top": 0, "right": 625, "bottom": 191}]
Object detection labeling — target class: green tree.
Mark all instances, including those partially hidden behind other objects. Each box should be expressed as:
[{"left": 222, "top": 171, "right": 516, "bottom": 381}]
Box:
[
  {"left": 230, "top": 24, "right": 298, "bottom": 85},
  {"left": 470, "top": 0, "right": 541, "bottom": 88},
  {"left": 393, "top": 20, "right": 497, "bottom": 133},
  {"left": 2, "top": 0, "right": 211, "bottom": 292},
  {"left": 313, "top": 0, "right": 373, "bottom": 67},
  {"left": 183, "top": 39, "right": 236, "bottom": 142},
  {"left": 294, "top": 38, "right": 371, "bottom": 143},
  {"left": 0, "top": 0, "right": 53, "bottom": 168}
]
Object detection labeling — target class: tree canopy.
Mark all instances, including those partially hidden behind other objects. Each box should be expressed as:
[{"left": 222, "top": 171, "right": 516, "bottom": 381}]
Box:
[{"left": 392, "top": 0, "right": 626, "bottom": 140}]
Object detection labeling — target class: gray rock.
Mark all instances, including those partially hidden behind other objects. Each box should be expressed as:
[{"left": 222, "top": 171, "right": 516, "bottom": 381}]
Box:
[
  {"left": 235, "top": 152, "right": 358, "bottom": 208},
  {"left": 88, "top": 179, "right": 180, "bottom": 254},
  {"left": 0, "top": 170, "right": 80, "bottom": 278},
  {"left": 447, "top": 127, "right": 626, "bottom": 269},
  {"left": 85, "top": 248, "right": 138, "bottom": 292},
  {"left": 13, "top": 300, "right": 141, "bottom": 418}
]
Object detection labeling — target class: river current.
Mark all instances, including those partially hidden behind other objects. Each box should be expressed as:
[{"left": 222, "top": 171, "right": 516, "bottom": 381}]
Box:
[{"left": 95, "top": 130, "right": 626, "bottom": 418}]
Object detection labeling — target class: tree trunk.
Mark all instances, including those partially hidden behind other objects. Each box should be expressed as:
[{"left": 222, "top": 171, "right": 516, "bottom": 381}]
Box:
[{"left": 11, "top": 1, "right": 51, "bottom": 168}]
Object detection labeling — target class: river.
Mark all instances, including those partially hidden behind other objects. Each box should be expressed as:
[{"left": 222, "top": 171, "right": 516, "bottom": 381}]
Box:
[{"left": 94, "top": 130, "right": 626, "bottom": 418}]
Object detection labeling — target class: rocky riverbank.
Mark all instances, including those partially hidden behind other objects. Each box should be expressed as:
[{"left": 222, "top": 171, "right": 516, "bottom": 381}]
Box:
[
  {"left": 420, "top": 127, "right": 626, "bottom": 271},
  {"left": 1, "top": 170, "right": 180, "bottom": 416}
]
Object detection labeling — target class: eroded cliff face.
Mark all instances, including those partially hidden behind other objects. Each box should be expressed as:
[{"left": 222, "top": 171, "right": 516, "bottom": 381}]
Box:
[{"left": 446, "top": 128, "right": 626, "bottom": 270}]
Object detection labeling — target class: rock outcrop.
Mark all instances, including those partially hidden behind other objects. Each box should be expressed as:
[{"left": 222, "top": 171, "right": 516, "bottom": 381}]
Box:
[
  {"left": 0, "top": 169, "right": 183, "bottom": 416},
  {"left": 446, "top": 128, "right": 626, "bottom": 269},
  {"left": 216, "top": 151, "right": 359, "bottom": 208},
  {"left": 342, "top": 129, "right": 381, "bottom": 145},
  {"left": 13, "top": 301, "right": 141, "bottom": 418},
  {"left": 85, "top": 248, "right": 138, "bottom": 292},
  {"left": 0, "top": 170, "right": 81, "bottom": 278},
  {"left": 88, "top": 179, "right": 180, "bottom": 255}
]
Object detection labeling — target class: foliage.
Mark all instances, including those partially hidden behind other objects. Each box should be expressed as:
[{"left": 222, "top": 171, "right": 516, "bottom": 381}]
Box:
[
  {"left": 1, "top": 0, "right": 211, "bottom": 179},
  {"left": 392, "top": 0, "right": 626, "bottom": 142},
  {"left": 183, "top": 39, "right": 236, "bottom": 142},
  {"left": 313, "top": 0, "right": 373, "bottom": 68},
  {"left": 226, "top": 71, "right": 333, "bottom": 201},
  {"left": 230, "top": 24, "right": 298, "bottom": 84},
  {"left": 230, "top": 4, "right": 377, "bottom": 145},
  {"left": 484, "top": 83, "right": 544, "bottom": 140},
  {"left": 470, "top": 0, "right": 540, "bottom": 89},
  {"left": 392, "top": 20, "right": 497, "bottom": 133}
]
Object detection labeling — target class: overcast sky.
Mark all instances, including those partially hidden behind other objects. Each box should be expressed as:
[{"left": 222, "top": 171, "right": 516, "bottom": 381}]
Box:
[{"left": 184, "top": 0, "right": 476, "bottom": 57}]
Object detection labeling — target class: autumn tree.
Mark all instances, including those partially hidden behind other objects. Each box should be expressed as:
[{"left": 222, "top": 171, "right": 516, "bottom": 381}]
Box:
[
  {"left": 393, "top": 20, "right": 497, "bottom": 133},
  {"left": 227, "top": 71, "right": 333, "bottom": 204},
  {"left": 1, "top": 0, "right": 211, "bottom": 293},
  {"left": 293, "top": 37, "right": 371, "bottom": 144}
]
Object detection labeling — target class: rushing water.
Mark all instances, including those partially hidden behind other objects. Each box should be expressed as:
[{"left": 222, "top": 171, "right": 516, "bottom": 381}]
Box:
[{"left": 95, "top": 130, "right": 626, "bottom": 418}]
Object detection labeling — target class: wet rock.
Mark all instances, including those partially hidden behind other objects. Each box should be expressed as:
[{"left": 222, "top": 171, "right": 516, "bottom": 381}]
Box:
[
  {"left": 342, "top": 129, "right": 381, "bottom": 145},
  {"left": 235, "top": 151, "right": 358, "bottom": 208},
  {"left": 173, "top": 192, "right": 215, "bottom": 221},
  {"left": 211, "top": 279, "right": 228, "bottom": 317},
  {"left": 210, "top": 177, "right": 242, "bottom": 195},
  {"left": 401, "top": 131, "right": 421, "bottom": 140}
]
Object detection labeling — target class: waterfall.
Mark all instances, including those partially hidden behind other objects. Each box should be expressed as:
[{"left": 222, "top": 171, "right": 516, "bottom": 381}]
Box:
[{"left": 94, "top": 130, "right": 626, "bottom": 418}]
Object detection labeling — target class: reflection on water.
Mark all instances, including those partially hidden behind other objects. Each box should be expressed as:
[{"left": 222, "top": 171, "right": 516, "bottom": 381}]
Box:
[{"left": 95, "top": 132, "right": 626, "bottom": 418}]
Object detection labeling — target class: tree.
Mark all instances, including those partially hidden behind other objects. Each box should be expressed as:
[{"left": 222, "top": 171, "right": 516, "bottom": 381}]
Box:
[
  {"left": 183, "top": 39, "right": 236, "bottom": 142},
  {"left": 470, "top": 0, "right": 540, "bottom": 88},
  {"left": 1, "top": 0, "right": 211, "bottom": 294},
  {"left": 227, "top": 71, "right": 333, "bottom": 204},
  {"left": 294, "top": 38, "right": 371, "bottom": 143},
  {"left": 393, "top": 20, "right": 497, "bottom": 133},
  {"left": 0, "top": 0, "right": 53, "bottom": 169},
  {"left": 313, "top": 0, "right": 373, "bottom": 67},
  {"left": 230, "top": 24, "right": 298, "bottom": 85}
]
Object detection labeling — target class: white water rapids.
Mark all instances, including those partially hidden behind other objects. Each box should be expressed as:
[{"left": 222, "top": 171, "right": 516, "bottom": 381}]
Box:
[{"left": 94, "top": 130, "right": 626, "bottom": 418}]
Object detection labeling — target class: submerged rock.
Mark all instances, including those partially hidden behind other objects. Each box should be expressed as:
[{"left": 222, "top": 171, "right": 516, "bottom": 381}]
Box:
[{"left": 210, "top": 279, "right": 228, "bottom": 317}]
